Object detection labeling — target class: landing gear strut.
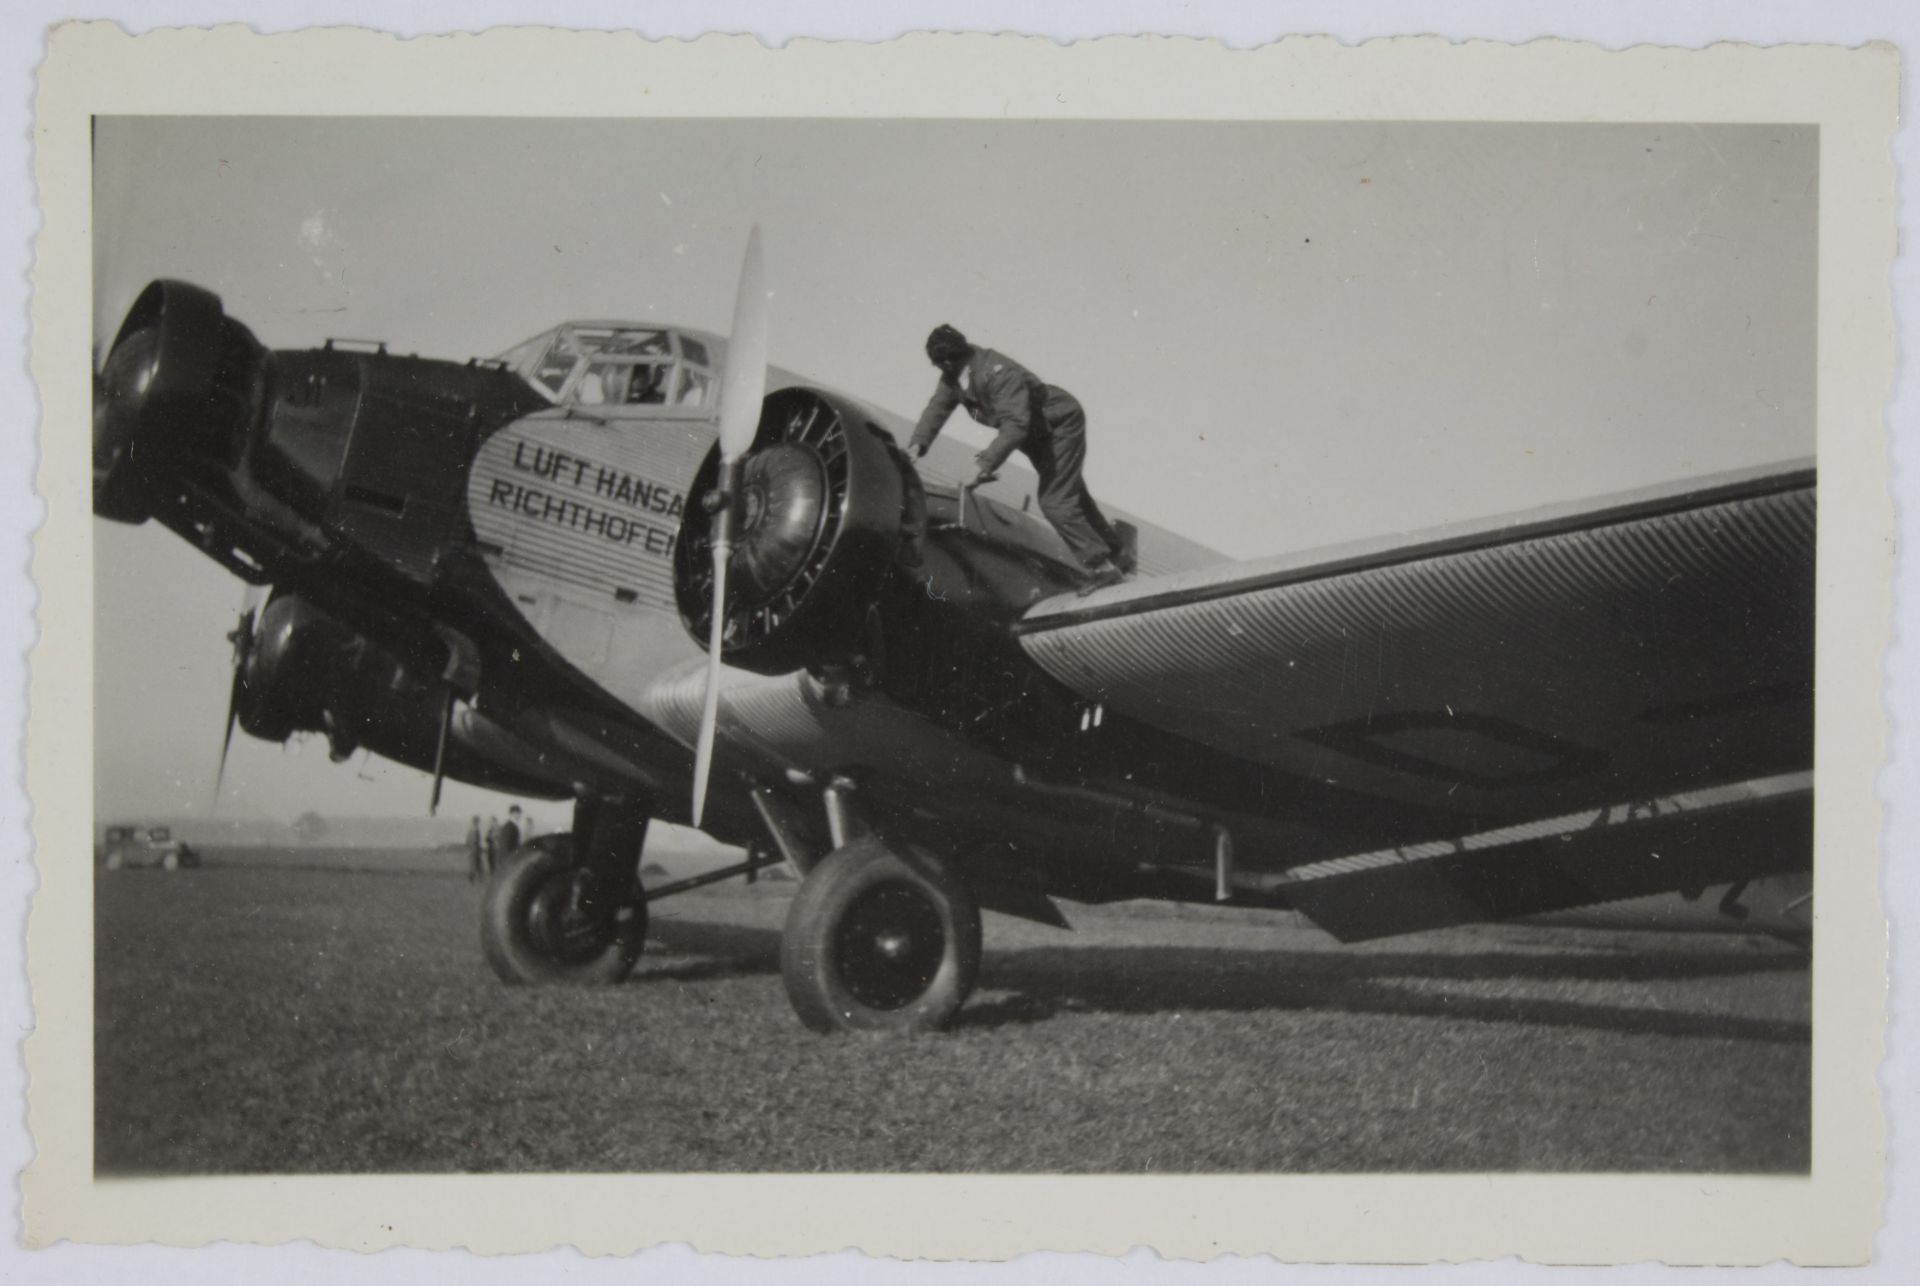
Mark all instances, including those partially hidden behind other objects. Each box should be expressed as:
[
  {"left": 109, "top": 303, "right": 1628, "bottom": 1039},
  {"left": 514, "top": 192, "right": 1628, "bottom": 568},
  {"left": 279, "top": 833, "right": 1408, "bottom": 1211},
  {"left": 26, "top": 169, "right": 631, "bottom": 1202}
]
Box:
[
  {"left": 481, "top": 794, "right": 651, "bottom": 985},
  {"left": 781, "top": 835, "right": 982, "bottom": 1034}
]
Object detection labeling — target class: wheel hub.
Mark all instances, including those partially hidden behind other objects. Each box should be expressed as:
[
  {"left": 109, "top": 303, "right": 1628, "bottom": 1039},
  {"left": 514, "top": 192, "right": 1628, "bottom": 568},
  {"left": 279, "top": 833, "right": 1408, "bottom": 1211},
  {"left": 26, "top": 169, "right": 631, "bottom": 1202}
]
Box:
[
  {"left": 833, "top": 880, "right": 947, "bottom": 1011},
  {"left": 525, "top": 869, "right": 619, "bottom": 965}
]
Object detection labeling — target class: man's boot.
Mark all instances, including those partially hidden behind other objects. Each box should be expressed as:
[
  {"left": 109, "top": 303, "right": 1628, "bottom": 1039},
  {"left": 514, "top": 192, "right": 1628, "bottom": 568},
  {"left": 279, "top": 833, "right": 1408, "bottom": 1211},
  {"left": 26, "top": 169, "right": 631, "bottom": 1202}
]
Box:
[
  {"left": 1078, "top": 559, "right": 1128, "bottom": 597},
  {"left": 1109, "top": 521, "right": 1139, "bottom": 574}
]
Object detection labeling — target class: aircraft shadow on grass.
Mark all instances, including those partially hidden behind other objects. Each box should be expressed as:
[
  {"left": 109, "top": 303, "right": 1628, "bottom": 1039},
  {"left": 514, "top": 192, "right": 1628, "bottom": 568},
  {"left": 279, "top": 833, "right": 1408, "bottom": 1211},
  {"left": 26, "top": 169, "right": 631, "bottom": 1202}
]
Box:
[{"left": 640, "top": 915, "right": 1809, "bottom": 1044}]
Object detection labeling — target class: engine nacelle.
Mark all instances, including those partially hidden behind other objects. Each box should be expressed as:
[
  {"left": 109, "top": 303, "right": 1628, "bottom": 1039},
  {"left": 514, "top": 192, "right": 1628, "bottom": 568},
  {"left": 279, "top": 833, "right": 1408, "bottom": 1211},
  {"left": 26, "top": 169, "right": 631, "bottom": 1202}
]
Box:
[
  {"left": 233, "top": 591, "right": 578, "bottom": 797},
  {"left": 675, "top": 387, "right": 917, "bottom": 677},
  {"left": 235, "top": 593, "right": 358, "bottom": 743}
]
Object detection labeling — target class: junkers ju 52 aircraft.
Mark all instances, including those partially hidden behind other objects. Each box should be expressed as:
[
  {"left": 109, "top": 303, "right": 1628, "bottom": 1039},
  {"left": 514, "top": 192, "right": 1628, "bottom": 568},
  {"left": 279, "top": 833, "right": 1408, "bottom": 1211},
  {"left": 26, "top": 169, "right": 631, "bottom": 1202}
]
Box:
[{"left": 92, "top": 231, "right": 1814, "bottom": 1033}]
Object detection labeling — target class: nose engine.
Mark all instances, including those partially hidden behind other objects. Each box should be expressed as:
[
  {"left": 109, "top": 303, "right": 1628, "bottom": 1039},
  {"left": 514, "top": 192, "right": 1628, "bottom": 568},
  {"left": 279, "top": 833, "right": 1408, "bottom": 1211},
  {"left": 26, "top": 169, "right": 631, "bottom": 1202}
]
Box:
[
  {"left": 674, "top": 387, "right": 919, "bottom": 677},
  {"left": 93, "top": 279, "right": 264, "bottom": 524}
]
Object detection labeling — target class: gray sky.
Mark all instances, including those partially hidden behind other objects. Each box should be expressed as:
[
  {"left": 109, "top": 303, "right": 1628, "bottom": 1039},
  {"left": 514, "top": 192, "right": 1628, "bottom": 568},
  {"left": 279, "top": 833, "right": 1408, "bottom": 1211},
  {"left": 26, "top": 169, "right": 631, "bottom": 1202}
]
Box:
[{"left": 92, "top": 117, "right": 1815, "bottom": 821}]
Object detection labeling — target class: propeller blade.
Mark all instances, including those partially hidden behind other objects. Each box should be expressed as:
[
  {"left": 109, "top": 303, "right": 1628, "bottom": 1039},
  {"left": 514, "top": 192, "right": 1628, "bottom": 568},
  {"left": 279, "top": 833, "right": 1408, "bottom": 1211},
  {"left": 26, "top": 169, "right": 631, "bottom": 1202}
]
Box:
[
  {"left": 689, "top": 528, "right": 731, "bottom": 828},
  {"left": 716, "top": 224, "right": 769, "bottom": 462},
  {"left": 214, "top": 671, "right": 241, "bottom": 804},
  {"left": 690, "top": 227, "right": 770, "bottom": 826},
  {"left": 92, "top": 119, "right": 148, "bottom": 362},
  {"left": 212, "top": 599, "right": 260, "bottom": 807},
  {"left": 429, "top": 687, "right": 453, "bottom": 817}
]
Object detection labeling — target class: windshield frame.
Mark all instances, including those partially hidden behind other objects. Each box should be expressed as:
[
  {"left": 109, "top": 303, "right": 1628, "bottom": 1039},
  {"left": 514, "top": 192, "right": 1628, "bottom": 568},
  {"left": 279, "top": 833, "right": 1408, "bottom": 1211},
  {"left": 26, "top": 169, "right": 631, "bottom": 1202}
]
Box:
[{"left": 498, "top": 323, "right": 720, "bottom": 416}]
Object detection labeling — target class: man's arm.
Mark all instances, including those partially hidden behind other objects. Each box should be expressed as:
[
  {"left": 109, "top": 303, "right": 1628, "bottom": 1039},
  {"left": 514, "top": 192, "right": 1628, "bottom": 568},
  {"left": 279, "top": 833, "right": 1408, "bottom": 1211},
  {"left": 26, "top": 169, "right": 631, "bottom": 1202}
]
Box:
[
  {"left": 909, "top": 378, "right": 962, "bottom": 455},
  {"left": 972, "top": 363, "right": 1034, "bottom": 473}
]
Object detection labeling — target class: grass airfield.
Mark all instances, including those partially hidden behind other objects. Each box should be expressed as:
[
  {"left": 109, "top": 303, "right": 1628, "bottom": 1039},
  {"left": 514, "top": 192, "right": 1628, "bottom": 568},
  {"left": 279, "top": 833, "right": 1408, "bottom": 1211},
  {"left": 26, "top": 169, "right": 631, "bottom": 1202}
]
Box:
[{"left": 94, "top": 846, "right": 1810, "bottom": 1174}]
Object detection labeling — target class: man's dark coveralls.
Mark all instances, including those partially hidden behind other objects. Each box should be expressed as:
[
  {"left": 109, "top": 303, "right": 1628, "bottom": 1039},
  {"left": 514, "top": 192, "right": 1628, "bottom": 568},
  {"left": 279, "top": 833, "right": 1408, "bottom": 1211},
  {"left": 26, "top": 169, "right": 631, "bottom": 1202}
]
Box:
[{"left": 908, "top": 347, "right": 1124, "bottom": 571}]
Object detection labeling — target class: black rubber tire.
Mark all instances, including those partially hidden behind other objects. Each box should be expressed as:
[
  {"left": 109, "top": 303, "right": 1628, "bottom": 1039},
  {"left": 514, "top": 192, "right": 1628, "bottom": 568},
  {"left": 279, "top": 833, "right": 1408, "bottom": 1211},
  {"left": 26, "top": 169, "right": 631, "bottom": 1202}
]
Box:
[
  {"left": 781, "top": 836, "right": 982, "bottom": 1034},
  {"left": 481, "top": 835, "right": 647, "bottom": 986}
]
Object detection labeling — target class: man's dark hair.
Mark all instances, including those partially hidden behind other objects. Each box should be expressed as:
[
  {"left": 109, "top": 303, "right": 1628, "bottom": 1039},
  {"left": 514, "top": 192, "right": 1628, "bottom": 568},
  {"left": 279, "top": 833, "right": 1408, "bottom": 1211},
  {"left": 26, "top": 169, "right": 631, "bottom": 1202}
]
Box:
[{"left": 925, "top": 324, "right": 970, "bottom": 364}]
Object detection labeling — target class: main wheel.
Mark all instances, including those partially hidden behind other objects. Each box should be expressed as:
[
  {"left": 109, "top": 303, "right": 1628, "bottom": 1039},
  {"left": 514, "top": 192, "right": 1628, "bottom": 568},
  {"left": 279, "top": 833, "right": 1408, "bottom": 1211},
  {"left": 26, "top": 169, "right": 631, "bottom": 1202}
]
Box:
[
  {"left": 481, "top": 834, "right": 648, "bottom": 985},
  {"left": 781, "top": 836, "right": 982, "bottom": 1034}
]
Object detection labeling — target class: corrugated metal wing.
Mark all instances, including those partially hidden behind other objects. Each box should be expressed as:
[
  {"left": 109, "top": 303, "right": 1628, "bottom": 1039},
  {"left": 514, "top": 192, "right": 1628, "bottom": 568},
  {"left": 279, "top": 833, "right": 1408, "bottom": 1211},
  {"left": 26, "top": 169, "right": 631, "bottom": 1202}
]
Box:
[{"left": 1018, "top": 464, "right": 1815, "bottom": 824}]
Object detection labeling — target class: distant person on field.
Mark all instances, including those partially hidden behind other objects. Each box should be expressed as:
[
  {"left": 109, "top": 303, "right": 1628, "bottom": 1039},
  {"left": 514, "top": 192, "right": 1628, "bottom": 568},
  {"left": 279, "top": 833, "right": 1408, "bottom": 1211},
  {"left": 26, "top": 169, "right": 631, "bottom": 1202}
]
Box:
[
  {"left": 498, "top": 804, "right": 524, "bottom": 858},
  {"left": 484, "top": 815, "right": 500, "bottom": 875},
  {"left": 909, "top": 323, "right": 1135, "bottom": 593},
  {"left": 466, "top": 816, "right": 485, "bottom": 883}
]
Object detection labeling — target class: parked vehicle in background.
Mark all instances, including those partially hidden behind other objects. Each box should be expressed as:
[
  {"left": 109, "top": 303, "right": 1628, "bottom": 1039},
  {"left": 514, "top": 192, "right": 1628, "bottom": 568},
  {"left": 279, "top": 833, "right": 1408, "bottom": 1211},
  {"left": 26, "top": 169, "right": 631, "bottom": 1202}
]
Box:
[{"left": 101, "top": 825, "right": 199, "bottom": 871}]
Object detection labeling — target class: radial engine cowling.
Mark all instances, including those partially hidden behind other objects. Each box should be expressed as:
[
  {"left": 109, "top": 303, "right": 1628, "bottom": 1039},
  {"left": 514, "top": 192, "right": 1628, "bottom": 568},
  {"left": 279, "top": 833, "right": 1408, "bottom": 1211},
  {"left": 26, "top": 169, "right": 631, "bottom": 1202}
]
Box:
[
  {"left": 675, "top": 387, "right": 915, "bottom": 677},
  {"left": 93, "top": 279, "right": 265, "bottom": 524},
  {"left": 234, "top": 593, "right": 355, "bottom": 743}
]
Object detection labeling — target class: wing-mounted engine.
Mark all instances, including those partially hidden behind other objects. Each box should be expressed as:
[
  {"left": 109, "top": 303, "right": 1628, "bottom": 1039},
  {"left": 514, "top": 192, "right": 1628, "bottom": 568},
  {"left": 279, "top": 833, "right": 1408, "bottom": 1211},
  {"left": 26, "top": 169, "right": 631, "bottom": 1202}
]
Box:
[
  {"left": 674, "top": 387, "right": 915, "bottom": 677},
  {"left": 232, "top": 592, "right": 345, "bottom": 743},
  {"left": 234, "top": 591, "right": 466, "bottom": 761},
  {"left": 227, "top": 590, "right": 573, "bottom": 798}
]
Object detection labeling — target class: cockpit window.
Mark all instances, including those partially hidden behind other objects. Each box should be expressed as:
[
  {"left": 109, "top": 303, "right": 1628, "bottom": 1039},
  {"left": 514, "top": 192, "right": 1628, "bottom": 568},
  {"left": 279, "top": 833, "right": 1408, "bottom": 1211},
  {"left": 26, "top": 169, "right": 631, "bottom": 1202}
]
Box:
[
  {"left": 500, "top": 324, "right": 718, "bottom": 411},
  {"left": 673, "top": 367, "right": 715, "bottom": 406},
  {"left": 533, "top": 347, "right": 578, "bottom": 398},
  {"left": 578, "top": 357, "right": 671, "bottom": 406}
]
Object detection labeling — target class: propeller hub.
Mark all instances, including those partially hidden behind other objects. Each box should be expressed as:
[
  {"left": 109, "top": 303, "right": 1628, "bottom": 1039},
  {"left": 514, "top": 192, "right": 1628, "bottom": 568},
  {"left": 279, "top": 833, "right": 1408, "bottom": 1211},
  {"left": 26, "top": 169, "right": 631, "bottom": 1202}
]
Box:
[
  {"left": 731, "top": 444, "right": 827, "bottom": 606},
  {"left": 675, "top": 387, "right": 909, "bottom": 678}
]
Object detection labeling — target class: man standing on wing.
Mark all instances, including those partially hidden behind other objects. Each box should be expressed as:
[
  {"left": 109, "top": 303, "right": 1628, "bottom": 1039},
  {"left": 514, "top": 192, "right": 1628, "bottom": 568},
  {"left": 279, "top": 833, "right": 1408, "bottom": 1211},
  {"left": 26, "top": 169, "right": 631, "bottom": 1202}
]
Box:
[{"left": 909, "top": 324, "right": 1135, "bottom": 593}]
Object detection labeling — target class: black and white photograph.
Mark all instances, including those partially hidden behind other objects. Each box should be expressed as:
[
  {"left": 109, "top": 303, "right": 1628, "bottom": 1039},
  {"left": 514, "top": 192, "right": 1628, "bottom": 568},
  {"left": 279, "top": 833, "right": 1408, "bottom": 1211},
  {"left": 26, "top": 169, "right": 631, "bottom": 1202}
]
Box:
[{"left": 20, "top": 24, "right": 1897, "bottom": 1268}]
